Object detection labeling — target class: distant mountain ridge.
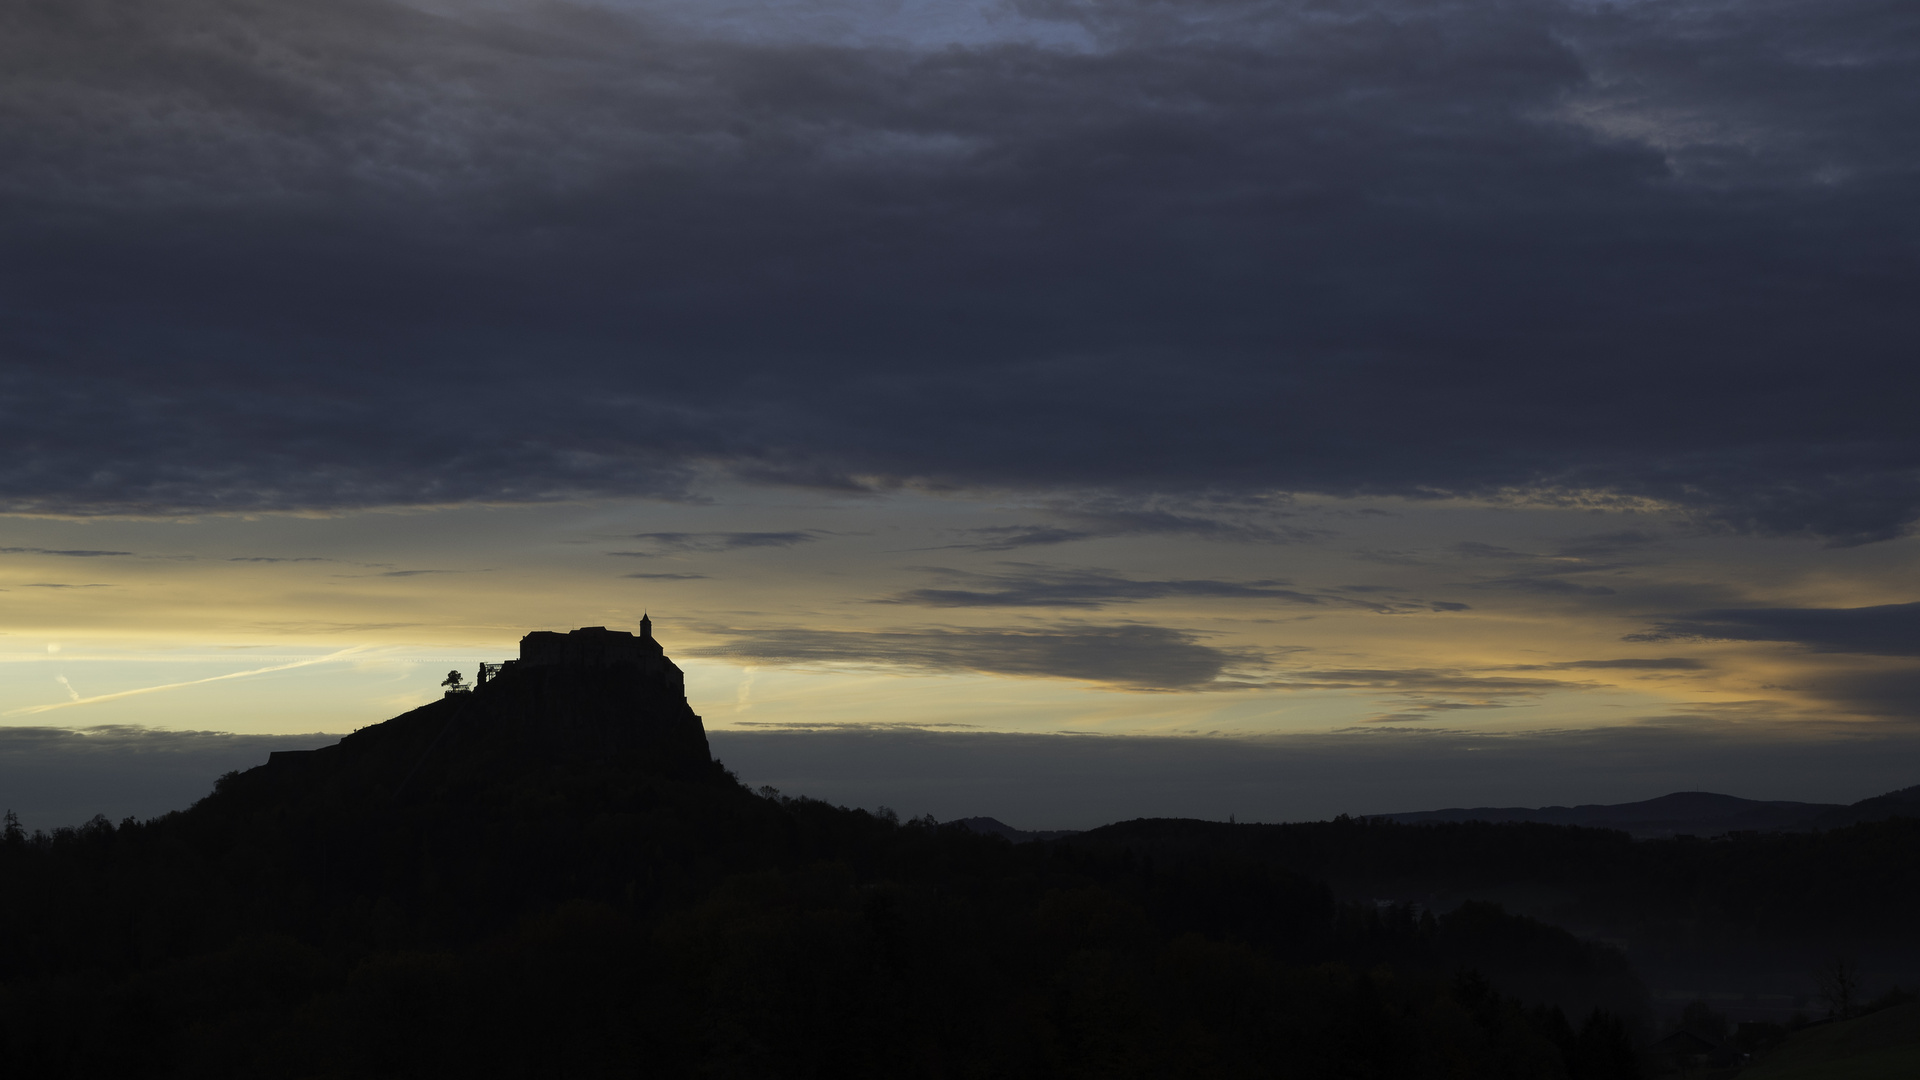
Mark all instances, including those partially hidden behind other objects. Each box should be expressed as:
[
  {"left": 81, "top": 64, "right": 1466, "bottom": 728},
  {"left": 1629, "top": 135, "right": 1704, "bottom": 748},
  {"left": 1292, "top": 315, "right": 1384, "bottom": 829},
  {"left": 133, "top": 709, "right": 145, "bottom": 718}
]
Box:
[
  {"left": 1378, "top": 785, "right": 1920, "bottom": 839},
  {"left": 953, "top": 816, "right": 1082, "bottom": 843}
]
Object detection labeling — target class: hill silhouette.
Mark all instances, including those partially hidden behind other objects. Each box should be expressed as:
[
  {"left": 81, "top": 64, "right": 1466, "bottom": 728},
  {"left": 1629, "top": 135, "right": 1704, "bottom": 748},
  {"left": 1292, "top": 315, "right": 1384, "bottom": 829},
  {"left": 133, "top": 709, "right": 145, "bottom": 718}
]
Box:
[
  {"left": 1066, "top": 801, "right": 1920, "bottom": 1028},
  {"left": 1808, "top": 784, "right": 1920, "bottom": 831},
  {"left": 0, "top": 622, "right": 1660, "bottom": 1078},
  {"left": 953, "top": 816, "right": 1083, "bottom": 843},
  {"left": 3, "top": 623, "right": 1915, "bottom": 1077},
  {"left": 258, "top": 628, "right": 720, "bottom": 802},
  {"left": 1374, "top": 786, "right": 1920, "bottom": 840}
]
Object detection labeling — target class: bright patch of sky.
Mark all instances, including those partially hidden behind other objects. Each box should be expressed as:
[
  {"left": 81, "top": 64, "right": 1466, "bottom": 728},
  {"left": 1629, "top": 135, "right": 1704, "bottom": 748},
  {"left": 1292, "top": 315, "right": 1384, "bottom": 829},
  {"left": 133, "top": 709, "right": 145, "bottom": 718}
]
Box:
[{"left": 2, "top": 490, "right": 1913, "bottom": 744}]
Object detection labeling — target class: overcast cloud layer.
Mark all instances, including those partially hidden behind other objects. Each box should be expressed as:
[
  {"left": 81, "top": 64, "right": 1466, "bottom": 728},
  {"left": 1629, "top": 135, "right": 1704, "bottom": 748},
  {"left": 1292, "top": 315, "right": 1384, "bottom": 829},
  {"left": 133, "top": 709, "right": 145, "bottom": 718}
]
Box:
[{"left": 3, "top": 0, "right": 1916, "bottom": 540}]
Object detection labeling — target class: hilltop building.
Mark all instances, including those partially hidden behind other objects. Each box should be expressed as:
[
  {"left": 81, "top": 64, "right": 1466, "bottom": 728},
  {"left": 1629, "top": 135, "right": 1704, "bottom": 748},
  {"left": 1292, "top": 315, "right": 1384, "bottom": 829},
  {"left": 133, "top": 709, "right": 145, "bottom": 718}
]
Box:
[{"left": 482, "top": 615, "right": 686, "bottom": 697}]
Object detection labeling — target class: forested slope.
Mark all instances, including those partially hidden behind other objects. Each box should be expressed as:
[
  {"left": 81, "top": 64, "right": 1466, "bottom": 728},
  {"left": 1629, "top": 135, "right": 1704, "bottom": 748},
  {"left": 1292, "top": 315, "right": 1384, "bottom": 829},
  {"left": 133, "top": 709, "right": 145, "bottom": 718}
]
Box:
[{"left": 0, "top": 670, "right": 1650, "bottom": 1078}]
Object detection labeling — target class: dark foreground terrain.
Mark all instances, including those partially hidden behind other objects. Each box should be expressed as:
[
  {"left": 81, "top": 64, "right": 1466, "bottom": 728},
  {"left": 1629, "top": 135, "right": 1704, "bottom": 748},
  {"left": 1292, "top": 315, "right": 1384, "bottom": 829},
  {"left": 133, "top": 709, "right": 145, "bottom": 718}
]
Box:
[{"left": 0, "top": 649, "right": 1914, "bottom": 1077}]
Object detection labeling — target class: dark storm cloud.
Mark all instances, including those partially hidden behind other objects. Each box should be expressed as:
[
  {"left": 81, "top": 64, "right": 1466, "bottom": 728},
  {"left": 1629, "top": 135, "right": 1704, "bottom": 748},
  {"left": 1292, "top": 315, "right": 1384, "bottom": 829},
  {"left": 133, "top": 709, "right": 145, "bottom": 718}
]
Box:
[
  {"left": 1628, "top": 602, "right": 1920, "bottom": 656},
  {"left": 691, "top": 622, "right": 1262, "bottom": 689},
  {"left": 884, "top": 564, "right": 1324, "bottom": 608},
  {"left": 0, "top": 547, "right": 133, "bottom": 558},
  {"left": 2, "top": 0, "right": 1917, "bottom": 540},
  {"left": 622, "top": 571, "right": 710, "bottom": 580}
]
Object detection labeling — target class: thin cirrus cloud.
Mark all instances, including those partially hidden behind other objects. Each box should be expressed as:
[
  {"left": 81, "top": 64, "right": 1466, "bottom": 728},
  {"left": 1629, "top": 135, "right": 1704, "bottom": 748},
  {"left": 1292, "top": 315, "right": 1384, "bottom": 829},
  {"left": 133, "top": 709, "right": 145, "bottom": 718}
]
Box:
[
  {"left": 0, "top": 0, "right": 1910, "bottom": 542},
  {"left": 942, "top": 501, "right": 1320, "bottom": 551},
  {"left": 1527, "top": 659, "right": 1708, "bottom": 672},
  {"left": 692, "top": 627, "right": 1598, "bottom": 697},
  {"left": 227, "top": 556, "right": 331, "bottom": 564},
  {"left": 1450, "top": 539, "right": 1640, "bottom": 597},
  {"left": 690, "top": 623, "right": 1265, "bottom": 691},
  {"left": 1466, "top": 575, "right": 1619, "bottom": 598},
  {"left": 0, "top": 547, "right": 133, "bottom": 558},
  {"left": 945, "top": 527, "right": 1103, "bottom": 551},
  {"left": 3, "top": 647, "right": 373, "bottom": 718},
  {"left": 609, "top": 532, "right": 820, "bottom": 557},
  {"left": 879, "top": 563, "right": 1470, "bottom": 614},
  {"left": 1628, "top": 603, "right": 1920, "bottom": 657},
  {"left": 882, "top": 565, "right": 1327, "bottom": 609},
  {"left": 1264, "top": 668, "right": 1577, "bottom": 696}
]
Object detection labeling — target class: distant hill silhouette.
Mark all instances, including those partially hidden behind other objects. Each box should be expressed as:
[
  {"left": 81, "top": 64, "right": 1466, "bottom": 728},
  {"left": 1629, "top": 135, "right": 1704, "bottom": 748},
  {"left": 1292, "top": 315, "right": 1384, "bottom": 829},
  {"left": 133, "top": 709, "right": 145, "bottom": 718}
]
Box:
[
  {"left": 1065, "top": 804, "right": 1920, "bottom": 1028},
  {"left": 953, "top": 816, "right": 1082, "bottom": 843},
  {"left": 259, "top": 622, "right": 719, "bottom": 804},
  {"left": 1372, "top": 788, "right": 1920, "bottom": 839},
  {"left": 1808, "top": 784, "right": 1920, "bottom": 831},
  {"left": 0, "top": 621, "right": 1660, "bottom": 1079}
]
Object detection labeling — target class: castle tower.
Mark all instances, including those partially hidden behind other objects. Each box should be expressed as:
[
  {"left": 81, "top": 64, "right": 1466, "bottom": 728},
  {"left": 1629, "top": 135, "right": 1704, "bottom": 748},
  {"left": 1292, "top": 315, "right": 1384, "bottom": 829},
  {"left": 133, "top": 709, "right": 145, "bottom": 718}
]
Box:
[{"left": 640, "top": 612, "right": 652, "bottom": 640}]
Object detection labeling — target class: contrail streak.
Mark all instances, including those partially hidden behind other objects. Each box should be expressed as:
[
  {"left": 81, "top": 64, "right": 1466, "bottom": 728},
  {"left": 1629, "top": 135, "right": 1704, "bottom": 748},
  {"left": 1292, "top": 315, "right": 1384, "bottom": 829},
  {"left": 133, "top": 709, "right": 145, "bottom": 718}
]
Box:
[{"left": 4, "top": 647, "right": 374, "bottom": 717}]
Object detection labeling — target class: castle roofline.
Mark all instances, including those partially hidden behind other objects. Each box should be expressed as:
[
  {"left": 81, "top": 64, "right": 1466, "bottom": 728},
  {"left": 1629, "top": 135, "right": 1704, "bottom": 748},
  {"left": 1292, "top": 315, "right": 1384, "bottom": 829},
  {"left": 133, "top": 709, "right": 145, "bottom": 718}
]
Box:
[{"left": 516, "top": 622, "right": 668, "bottom": 668}]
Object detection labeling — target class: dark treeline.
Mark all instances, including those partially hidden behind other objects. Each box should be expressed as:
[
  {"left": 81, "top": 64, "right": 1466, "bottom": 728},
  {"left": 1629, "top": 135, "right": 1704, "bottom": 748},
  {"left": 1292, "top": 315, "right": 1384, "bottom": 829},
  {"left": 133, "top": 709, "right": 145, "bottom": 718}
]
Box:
[
  {"left": 0, "top": 797, "right": 1643, "bottom": 1079},
  {"left": 0, "top": 680, "right": 1650, "bottom": 1078},
  {"left": 1066, "top": 814, "right": 1920, "bottom": 979},
  {"left": 1074, "top": 814, "right": 1920, "bottom": 933}
]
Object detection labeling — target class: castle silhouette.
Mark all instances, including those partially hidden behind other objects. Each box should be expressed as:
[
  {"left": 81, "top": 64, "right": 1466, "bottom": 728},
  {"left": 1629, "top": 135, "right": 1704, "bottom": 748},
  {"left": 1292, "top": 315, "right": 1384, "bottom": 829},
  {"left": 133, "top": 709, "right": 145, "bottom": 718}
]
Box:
[
  {"left": 268, "top": 614, "right": 713, "bottom": 789},
  {"left": 477, "top": 614, "right": 685, "bottom": 699}
]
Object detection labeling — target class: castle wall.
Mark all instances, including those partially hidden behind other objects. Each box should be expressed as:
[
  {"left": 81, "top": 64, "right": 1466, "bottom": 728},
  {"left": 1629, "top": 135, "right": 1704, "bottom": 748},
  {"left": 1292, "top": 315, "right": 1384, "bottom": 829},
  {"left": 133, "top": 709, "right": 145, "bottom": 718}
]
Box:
[{"left": 511, "top": 626, "right": 684, "bottom": 696}]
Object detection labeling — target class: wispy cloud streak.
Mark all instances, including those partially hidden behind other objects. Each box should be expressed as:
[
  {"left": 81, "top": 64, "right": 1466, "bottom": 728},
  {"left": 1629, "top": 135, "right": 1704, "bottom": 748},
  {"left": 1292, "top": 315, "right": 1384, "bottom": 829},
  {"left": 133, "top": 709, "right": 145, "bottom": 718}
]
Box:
[{"left": 4, "top": 647, "right": 375, "bottom": 717}]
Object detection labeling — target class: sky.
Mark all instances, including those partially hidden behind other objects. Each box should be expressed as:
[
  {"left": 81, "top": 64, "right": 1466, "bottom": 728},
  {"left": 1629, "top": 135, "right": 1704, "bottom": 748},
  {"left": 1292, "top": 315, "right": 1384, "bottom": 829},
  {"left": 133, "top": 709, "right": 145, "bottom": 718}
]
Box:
[{"left": 2, "top": 0, "right": 1917, "bottom": 829}]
